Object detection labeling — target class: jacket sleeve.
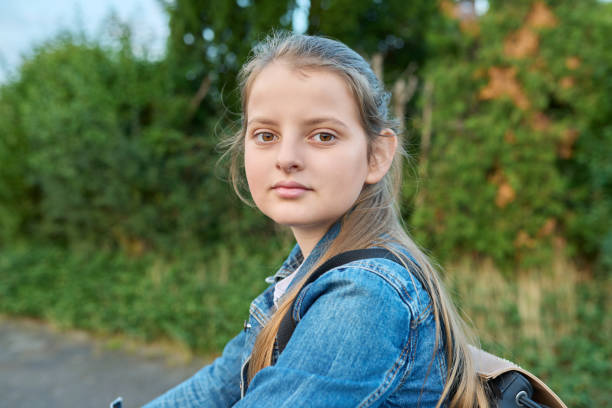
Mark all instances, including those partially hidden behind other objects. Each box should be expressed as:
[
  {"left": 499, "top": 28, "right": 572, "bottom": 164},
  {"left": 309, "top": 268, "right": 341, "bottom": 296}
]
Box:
[
  {"left": 142, "top": 330, "right": 245, "bottom": 408},
  {"left": 233, "top": 267, "right": 415, "bottom": 408}
]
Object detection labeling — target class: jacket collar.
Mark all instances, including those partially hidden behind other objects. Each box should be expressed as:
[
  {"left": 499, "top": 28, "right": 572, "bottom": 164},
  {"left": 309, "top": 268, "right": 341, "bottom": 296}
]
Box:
[{"left": 270, "top": 221, "right": 341, "bottom": 283}]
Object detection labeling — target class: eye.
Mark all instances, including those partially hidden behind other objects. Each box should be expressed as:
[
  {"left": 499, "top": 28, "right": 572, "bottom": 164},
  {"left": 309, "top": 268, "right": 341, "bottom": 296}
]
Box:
[
  {"left": 254, "top": 132, "right": 277, "bottom": 143},
  {"left": 311, "top": 132, "right": 336, "bottom": 143}
]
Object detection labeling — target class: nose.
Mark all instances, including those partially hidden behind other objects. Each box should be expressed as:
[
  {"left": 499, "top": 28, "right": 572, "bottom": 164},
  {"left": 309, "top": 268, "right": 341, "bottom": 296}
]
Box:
[{"left": 276, "top": 135, "right": 303, "bottom": 173}]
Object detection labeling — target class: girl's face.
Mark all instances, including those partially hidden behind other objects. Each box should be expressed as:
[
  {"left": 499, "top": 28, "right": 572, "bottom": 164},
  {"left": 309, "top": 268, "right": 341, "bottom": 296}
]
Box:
[{"left": 244, "top": 61, "right": 381, "bottom": 249}]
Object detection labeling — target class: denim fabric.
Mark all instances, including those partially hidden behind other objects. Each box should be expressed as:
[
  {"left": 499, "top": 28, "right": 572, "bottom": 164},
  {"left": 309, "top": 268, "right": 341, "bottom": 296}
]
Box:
[{"left": 142, "top": 224, "right": 447, "bottom": 407}]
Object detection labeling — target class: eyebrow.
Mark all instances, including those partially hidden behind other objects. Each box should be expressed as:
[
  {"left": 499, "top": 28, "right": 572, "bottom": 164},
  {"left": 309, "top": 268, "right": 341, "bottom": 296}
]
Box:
[{"left": 247, "top": 117, "right": 349, "bottom": 129}]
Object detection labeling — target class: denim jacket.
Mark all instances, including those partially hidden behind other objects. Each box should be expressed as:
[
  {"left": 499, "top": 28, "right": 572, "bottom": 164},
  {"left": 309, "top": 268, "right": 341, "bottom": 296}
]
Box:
[{"left": 142, "top": 224, "right": 447, "bottom": 407}]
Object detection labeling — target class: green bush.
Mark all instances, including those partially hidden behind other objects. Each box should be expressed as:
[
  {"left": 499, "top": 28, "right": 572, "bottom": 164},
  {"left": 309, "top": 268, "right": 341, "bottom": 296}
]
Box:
[
  {"left": 1, "top": 2, "right": 608, "bottom": 271},
  {"left": 0, "top": 239, "right": 291, "bottom": 351},
  {"left": 411, "top": 0, "right": 612, "bottom": 272},
  {"left": 0, "top": 29, "right": 271, "bottom": 252}
]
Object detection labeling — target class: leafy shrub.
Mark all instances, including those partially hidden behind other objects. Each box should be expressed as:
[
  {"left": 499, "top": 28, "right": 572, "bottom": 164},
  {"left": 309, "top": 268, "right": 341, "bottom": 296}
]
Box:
[
  {"left": 412, "top": 1, "right": 612, "bottom": 272},
  {"left": 0, "top": 29, "right": 269, "bottom": 253},
  {"left": 0, "top": 239, "right": 291, "bottom": 351}
]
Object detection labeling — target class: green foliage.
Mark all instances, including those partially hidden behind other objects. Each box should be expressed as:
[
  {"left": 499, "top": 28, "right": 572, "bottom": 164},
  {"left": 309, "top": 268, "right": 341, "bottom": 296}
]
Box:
[
  {"left": 412, "top": 1, "right": 612, "bottom": 271},
  {"left": 1, "top": 1, "right": 608, "bottom": 270},
  {"left": 0, "top": 27, "right": 272, "bottom": 252},
  {"left": 0, "top": 240, "right": 290, "bottom": 351},
  {"left": 161, "top": 0, "right": 295, "bottom": 126},
  {"left": 307, "top": 0, "right": 437, "bottom": 85},
  {"left": 540, "top": 283, "right": 612, "bottom": 407},
  {"left": 548, "top": 2, "right": 612, "bottom": 272}
]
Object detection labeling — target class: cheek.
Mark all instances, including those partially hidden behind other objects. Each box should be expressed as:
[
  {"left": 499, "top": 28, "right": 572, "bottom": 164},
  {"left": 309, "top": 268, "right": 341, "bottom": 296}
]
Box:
[
  {"left": 323, "top": 149, "right": 369, "bottom": 200},
  {"left": 344, "top": 147, "right": 370, "bottom": 181},
  {"left": 244, "top": 148, "right": 264, "bottom": 197}
]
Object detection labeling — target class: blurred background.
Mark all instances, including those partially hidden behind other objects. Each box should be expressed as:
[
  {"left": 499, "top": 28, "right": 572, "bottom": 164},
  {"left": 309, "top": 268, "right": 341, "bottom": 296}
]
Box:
[{"left": 0, "top": 0, "right": 610, "bottom": 406}]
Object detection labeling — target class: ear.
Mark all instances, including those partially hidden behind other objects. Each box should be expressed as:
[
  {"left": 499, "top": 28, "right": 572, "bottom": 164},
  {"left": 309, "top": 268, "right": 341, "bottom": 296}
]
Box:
[{"left": 365, "top": 128, "right": 398, "bottom": 184}]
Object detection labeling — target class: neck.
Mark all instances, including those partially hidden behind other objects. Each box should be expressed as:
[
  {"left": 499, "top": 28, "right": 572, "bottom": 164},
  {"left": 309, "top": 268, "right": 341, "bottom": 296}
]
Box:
[{"left": 290, "top": 224, "right": 332, "bottom": 259}]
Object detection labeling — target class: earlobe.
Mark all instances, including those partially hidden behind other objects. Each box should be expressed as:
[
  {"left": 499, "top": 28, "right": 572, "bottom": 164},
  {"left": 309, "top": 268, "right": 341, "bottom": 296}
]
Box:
[{"left": 365, "top": 128, "right": 398, "bottom": 184}]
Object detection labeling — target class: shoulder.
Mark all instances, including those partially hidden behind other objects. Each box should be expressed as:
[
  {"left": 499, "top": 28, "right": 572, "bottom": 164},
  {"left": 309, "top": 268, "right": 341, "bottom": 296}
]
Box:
[{"left": 294, "top": 254, "right": 433, "bottom": 325}]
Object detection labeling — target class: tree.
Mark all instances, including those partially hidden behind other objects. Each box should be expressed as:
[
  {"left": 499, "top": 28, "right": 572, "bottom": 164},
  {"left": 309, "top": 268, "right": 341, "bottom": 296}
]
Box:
[
  {"left": 307, "top": 0, "right": 438, "bottom": 132},
  {"left": 0, "top": 26, "right": 232, "bottom": 252},
  {"left": 160, "top": 0, "right": 296, "bottom": 126}
]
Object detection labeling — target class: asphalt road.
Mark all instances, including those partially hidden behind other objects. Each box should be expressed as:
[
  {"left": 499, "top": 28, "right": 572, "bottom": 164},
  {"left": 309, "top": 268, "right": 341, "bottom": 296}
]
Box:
[{"left": 0, "top": 317, "right": 211, "bottom": 408}]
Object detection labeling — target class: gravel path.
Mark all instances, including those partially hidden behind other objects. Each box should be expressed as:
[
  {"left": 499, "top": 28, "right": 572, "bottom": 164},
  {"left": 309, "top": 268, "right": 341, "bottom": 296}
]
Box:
[{"left": 0, "top": 317, "right": 211, "bottom": 408}]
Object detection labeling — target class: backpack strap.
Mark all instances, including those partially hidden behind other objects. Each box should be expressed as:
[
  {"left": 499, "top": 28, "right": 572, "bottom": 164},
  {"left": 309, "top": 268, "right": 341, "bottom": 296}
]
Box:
[
  {"left": 274, "top": 248, "right": 568, "bottom": 408},
  {"left": 276, "top": 248, "right": 404, "bottom": 353}
]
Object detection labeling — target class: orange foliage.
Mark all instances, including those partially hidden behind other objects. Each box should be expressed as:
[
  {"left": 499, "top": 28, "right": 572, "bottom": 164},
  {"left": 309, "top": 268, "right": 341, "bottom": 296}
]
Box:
[
  {"left": 479, "top": 66, "right": 530, "bottom": 110},
  {"left": 496, "top": 182, "right": 517, "bottom": 208},
  {"left": 439, "top": 0, "right": 459, "bottom": 19},
  {"left": 537, "top": 218, "right": 556, "bottom": 238},
  {"left": 558, "top": 128, "right": 579, "bottom": 159},
  {"left": 565, "top": 56, "right": 581, "bottom": 70},
  {"left": 504, "top": 27, "right": 539, "bottom": 58},
  {"left": 525, "top": 1, "right": 558, "bottom": 29},
  {"left": 504, "top": 2, "right": 558, "bottom": 60},
  {"left": 560, "top": 76, "right": 575, "bottom": 89},
  {"left": 530, "top": 112, "right": 551, "bottom": 132},
  {"left": 515, "top": 230, "right": 537, "bottom": 248},
  {"left": 488, "top": 168, "right": 517, "bottom": 208}
]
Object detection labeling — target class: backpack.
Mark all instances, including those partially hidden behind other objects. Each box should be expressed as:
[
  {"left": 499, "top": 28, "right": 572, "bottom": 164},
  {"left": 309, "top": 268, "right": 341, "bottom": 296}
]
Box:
[{"left": 275, "top": 248, "right": 568, "bottom": 408}]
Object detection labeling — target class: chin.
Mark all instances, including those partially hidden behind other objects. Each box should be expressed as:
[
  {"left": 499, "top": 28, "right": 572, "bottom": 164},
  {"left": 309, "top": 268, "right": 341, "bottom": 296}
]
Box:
[
  {"left": 271, "top": 217, "right": 310, "bottom": 227},
  {"left": 264, "top": 209, "right": 310, "bottom": 226}
]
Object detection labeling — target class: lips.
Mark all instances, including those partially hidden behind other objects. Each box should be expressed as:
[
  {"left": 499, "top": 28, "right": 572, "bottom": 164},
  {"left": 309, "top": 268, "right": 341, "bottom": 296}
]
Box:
[
  {"left": 272, "top": 181, "right": 310, "bottom": 189},
  {"left": 271, "top": 181, "right": 312, "bottom": 198}
]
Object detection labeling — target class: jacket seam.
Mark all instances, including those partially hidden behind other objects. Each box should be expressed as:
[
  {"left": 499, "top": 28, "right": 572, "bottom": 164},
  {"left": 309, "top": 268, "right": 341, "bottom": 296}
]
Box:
[
  {"left": 396, "top": 320, "right": 420, "bottom": 390},
  {"left": 352, "top": 265, "right": 419, "bottom": 317},
  {"left": 292, "top": 284, "right": 309, "bottom": 322},
  {"left": 356, "top": 322, "right": 415, "bottom": 408},
  {"left": 249, "top": 303, "right": 268, "bottom": 327},
  {"left": 361, "top": 261, "right": 433, "bottom": 324}
]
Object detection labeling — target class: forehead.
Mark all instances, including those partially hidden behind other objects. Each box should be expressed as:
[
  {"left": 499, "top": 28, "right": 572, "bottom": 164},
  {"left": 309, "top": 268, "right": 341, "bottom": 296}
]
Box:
[{"left": 245, "top": 62, "right": 362, "bottom": 125}]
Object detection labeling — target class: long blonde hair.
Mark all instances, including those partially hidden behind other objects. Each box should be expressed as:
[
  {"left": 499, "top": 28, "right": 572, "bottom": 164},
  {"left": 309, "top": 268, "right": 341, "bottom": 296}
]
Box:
[{"left": 222, "top": 32, "right": 489, "bottom": 407}]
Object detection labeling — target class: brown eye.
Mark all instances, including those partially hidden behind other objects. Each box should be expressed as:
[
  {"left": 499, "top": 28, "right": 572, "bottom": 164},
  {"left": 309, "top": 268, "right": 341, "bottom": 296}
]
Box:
[
  {"left": 255, "top": 132, "right": 277, "bottom": 143},
  {"left": 312, "top": 133, "right": 335, "bottom": 143}
]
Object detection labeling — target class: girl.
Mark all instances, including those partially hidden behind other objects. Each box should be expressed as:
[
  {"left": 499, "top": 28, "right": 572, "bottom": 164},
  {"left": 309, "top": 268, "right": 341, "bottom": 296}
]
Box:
[{"left": 143, "top": 32, "right": 489, "bottom": 407}]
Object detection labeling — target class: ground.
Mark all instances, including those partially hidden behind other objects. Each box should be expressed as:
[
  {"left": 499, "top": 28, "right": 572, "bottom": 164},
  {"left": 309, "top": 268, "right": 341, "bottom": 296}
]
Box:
[{"left": 0, "top": 317, "right": 211, "bottom": 408}]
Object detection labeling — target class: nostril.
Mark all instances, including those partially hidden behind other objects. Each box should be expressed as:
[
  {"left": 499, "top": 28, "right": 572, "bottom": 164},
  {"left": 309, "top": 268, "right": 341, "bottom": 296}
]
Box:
[{"left": 277, "top": 159, "right": 302, "bottom": 172}]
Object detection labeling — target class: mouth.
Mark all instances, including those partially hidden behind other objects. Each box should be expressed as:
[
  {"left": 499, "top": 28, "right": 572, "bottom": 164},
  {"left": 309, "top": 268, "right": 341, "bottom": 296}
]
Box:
[
  {"left": 272, "top": 181, "right": 310, "bottom": 189},
  {"left": 271, "top": 181, "right": 312, "bottom": 198}
]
